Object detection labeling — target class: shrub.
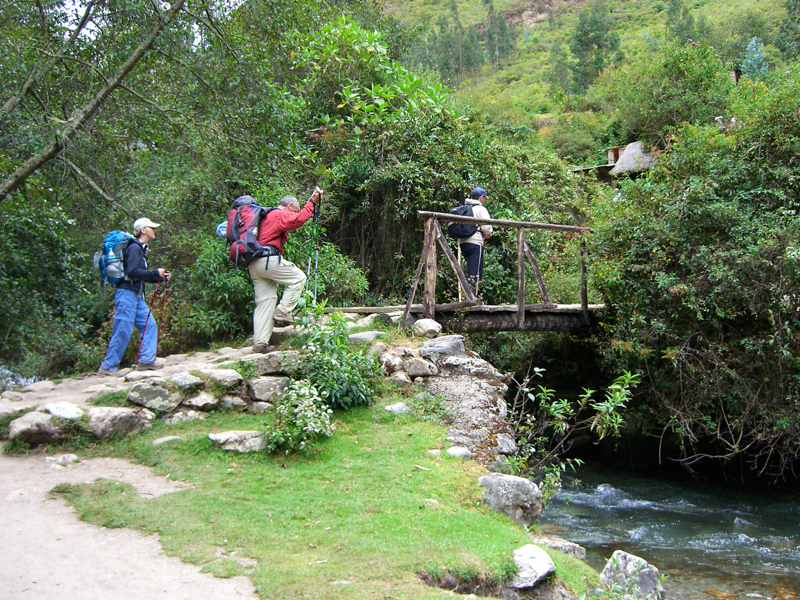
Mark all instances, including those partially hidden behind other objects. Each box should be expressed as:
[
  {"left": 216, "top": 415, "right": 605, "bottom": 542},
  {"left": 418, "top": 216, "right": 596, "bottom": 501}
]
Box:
[{"left": 265, "top": 379, "right": 335, "bottom": 453}]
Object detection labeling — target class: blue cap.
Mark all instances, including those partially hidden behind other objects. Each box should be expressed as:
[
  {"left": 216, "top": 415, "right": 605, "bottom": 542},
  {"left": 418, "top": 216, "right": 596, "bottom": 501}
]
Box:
[{"left": 471, "top": 187, "right": 488, "bottom": 198}]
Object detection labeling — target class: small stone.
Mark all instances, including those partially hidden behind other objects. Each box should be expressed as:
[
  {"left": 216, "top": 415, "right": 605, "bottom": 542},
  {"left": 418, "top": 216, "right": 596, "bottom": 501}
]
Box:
[
  {"left": 427, "top": 449, "right": 441, "bottom": 456},
  {"left": 152, "top": 436, "right": 186, "bottom": 446},
  {"left": 168, "top": 372, "right": 205, "bottom": 393},
  {"left": 367, "top": 341, "right": 388, "bottom": 356},
  {"left": 385, "top": 402, "right": 410, "bottom": 414},
  {"left": 22, "top": 380, "right": 55, "bottom": 393},
  {"left": 38, "top": 402, "right": 84, "bottom": 420},
  {"left": 446, "top": 446, "right": 472, "bottom": 460},
  {"left": 182, "top": 391, "right": 219, "bottom": 411},
  {"left": 1, "top": 391, "right": 25, "bottom": 402},
  {"left": 209, "top": 430, "right": 267, "bottom": 453},
  {"left": 220, "top": 395, "right": 247, "bottom": 411},
  {"left": 386, "top": 371, "right": 411, "bottom": 386},
  {"left": 247, "top": 401, "right": 273, "bottom": 414},
  {"left": 348, "top": 331, "right": 385, "bottom": 344}
]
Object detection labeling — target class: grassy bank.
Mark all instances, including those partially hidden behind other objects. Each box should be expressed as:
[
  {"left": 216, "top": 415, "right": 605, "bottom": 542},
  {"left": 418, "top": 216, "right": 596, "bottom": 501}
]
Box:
[{"left": 48, "top": 387, "right": 600, "bottom": 599}]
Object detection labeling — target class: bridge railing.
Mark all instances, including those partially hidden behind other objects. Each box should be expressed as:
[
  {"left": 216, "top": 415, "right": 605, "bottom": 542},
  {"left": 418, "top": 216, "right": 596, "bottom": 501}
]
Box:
[{"left": 402, "top": 210, "right": 591, "bottom": 328}]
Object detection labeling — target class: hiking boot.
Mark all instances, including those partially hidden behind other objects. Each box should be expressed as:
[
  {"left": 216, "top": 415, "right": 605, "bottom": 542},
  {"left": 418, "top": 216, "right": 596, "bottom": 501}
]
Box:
[
  {"left": 273, "top": 307, "right": 296, "bottom": 323},
  {"left": 97, "top": 366, "right": 123, "bottom": 377},
  {"left": 252, "top": 342, "right": 276, "bottom": 354},
  {"left": 136, "top": 359, "right": 165, "bottom": 371}
]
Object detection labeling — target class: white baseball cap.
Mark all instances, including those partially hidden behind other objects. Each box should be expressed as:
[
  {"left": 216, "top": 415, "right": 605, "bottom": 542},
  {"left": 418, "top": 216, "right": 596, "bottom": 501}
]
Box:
[{"left": 133, "top": 217, "right": 161, "bottom": 236}]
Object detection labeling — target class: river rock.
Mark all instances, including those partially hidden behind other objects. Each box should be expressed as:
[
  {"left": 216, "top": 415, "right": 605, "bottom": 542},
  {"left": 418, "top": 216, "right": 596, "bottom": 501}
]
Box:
[
  {"left": 367, "top": 341, "right": 388, "bottom": 356},
  {"left": 87, "top": 407, "right": 154, "bottom": 439},
  {"left": 8, "top": 412, "right": 64, "bottom": 445},
  {"left": 168, "top": 372, "right": 205, "bottom": 394},
  {"left": 37, "top": 402, "right": 84, "bottom": 420},
  {"left": 209, "top": 430, "right": 267, "bottom": 453},
  {"left": 600, "top": 550, "right": 665, "bottom": 600},
  {"left": 251, "top": 351, "right": 300, "bottom": 375},
  {"left": 479, "top": 473, "right": 543, "bottom": 527},
  {"left": 182, "top": 391, "right": 219, "bottom": 411},
  {"left": 197, "top": 368, "right": 243, "bottom": 390},
  {"left": 508, "top": 544, "right": 556, "bottom": 588},
  {"left": 413, "top": 318, "right": 442, "bottom": 338},
  {"left": 247, "top": 377, "right": 290, "bottom": 403},
  {"left": 419, "top": 335, "right": 466, "bottom": 363},
  {"left": 528, "top": 533, "right": 587, "bottom": 560},
  {"left": 127, "top": 379, "right": 183, "bottom": 412}
]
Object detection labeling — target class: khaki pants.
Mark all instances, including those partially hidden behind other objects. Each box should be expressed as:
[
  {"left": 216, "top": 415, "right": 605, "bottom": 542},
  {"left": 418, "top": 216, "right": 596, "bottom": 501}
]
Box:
[{"left": 248, "top": 255, "right": 306, "bottom": 345}]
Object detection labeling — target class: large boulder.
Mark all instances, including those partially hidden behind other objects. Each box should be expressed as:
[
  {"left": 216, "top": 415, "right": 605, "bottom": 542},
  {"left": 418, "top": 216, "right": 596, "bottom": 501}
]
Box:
[
  {"left": 87, "top": 407, "right": 155, "bottom": 439},
  {"left": 251, "top": 351, "right": 301, "bottom": 376},
  {"left": 600, "top": 550, "right": 665, "bottom": 599},
  {"left": 479, "top": 473, "right": 543, "bottom": 527},
  {"left": 508, "top": 544, "right": 556, "bottom": 589},
  {"left": 401, "top": 357, "right": 438, "bottom": 378},
  {"left": 8, "top": 412, "right": 65, "bottom": 445},
  {"left": 127, "top": 379, "right": 183, "bottom": 412},
  {"left": 419, "top": 335, "right": 465, "bottom": 363},
  {"left": 209, "top": 430, "right": 267, "bottom": 453},
  {"left": 439, "top": 355, "right": 502, "bottom": 379},
  {"left": 412, "top": 318, "right": 442, "bottom": 338},
  {"left": 247, "top": 376, "right": 291, "bottom": 403}
]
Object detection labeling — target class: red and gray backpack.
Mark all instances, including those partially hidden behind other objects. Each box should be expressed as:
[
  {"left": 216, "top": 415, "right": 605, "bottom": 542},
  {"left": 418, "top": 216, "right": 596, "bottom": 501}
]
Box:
[{"left": 226, "top": 195, "right": 277, "bottom": 268}]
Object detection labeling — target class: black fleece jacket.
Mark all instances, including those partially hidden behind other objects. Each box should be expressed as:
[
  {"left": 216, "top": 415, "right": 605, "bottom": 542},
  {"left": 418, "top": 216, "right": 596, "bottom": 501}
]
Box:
[{"left": 119, "top": 238, "right": 164, "bottom": 296}]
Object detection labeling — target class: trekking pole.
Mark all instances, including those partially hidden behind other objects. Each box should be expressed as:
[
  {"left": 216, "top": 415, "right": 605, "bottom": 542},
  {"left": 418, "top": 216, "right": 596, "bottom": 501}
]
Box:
[
  {"left": 136, "top": 282, "right": 160, "bottom": 364},
  {"left": 157, "top": 279, "right": 170, "bottom": 335},
  {"left": 312, "top": 188, "right": 322, "bottom": 301}
]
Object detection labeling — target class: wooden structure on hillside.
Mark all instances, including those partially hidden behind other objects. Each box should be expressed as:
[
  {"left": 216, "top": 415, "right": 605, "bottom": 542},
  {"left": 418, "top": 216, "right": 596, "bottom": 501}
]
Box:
[{"left": 394, "top": 210, "right": 605, "bottom": 333}]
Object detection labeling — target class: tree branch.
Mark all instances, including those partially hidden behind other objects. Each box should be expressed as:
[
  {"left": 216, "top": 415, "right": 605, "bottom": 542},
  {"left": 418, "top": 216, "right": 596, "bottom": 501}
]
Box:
[{"left": 0, "top": 0, "right": 186, "bottom": 200}]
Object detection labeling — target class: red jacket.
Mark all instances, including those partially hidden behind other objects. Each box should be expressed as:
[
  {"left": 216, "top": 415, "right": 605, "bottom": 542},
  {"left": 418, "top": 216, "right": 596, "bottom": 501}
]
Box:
[{"left": 257, "top": 201, "right": 314, "bottom": 254}]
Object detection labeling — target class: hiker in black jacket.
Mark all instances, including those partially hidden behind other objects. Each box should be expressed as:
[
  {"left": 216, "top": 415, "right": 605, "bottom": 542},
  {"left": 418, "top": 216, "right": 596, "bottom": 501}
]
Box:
[{"left": 98, "top": 218, "right": 171, "bottom": 375}]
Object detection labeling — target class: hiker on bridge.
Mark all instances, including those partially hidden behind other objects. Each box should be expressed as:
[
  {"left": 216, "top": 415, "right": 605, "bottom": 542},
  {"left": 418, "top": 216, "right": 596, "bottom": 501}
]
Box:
[
  {"left": 98, "top": 218, "right": 171, "bottom": 375},
  {"left": 459, "top": 187, "right": 492, "bottom": 293},
  {"left": 248, "top": 187, "right": 323, "bottom": 354}
]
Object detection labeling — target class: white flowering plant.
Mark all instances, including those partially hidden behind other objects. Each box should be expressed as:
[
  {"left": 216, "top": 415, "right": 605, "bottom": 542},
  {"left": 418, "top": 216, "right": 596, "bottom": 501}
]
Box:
[{"left": 265, "top": 379, "right": 335, "bottom": 453}]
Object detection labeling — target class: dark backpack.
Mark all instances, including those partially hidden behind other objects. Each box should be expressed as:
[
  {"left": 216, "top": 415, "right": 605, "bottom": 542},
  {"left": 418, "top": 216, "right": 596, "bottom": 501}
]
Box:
[
  {"left": 446, "top": 204, "right": 479, "bottom": 239},
  {"left": 226, "top": 195, "right": 277, "bottom": 268},
  {"left": 92, "top": 230, "right": 133, "bottom": 290}
]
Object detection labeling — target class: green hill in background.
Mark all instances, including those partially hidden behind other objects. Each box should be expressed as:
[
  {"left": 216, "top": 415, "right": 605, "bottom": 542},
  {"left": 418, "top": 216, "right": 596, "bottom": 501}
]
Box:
[{"left": 386, "top": 0, "right": 785, "bottom": 160}]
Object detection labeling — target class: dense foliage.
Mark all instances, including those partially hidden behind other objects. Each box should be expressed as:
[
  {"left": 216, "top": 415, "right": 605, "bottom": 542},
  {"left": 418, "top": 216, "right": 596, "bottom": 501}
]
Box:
[{"left": 591, "top": 66, "right": 800, "bottom": 481}]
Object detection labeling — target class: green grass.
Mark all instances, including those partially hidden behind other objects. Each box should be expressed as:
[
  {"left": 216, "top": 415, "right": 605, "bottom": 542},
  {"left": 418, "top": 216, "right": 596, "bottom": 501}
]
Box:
[{"left": 50, "top": 395, "right": 600, "bottom": 598}]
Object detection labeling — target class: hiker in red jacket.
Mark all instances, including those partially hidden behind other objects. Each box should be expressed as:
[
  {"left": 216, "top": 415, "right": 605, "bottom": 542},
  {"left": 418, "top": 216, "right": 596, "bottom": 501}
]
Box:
[{"left": 248, "top": 187, "right": 322, "bottom": 353}]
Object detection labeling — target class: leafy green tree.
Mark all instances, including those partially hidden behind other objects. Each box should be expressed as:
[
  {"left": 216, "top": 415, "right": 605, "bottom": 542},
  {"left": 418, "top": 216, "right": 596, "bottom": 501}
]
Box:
[
  {"left": 598, "top": 41, "right": 733, "bottom": 146},
  {"left": 569, "top": 0, "right": 621, "bottom": 93},
  {"left": 665, "top": 0, "right": 695, "bottom": 44},
  {"left": 544, "top": 43, "right": 573, "bottom": 107},
  {"left": 777, "top": 0, "right": 800, "bottom": 59}
]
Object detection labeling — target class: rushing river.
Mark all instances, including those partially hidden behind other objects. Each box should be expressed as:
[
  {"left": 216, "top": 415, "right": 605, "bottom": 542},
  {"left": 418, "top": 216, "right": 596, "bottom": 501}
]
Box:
[{"left": 537, "top": 464, "right": 800, "bottom": 599}]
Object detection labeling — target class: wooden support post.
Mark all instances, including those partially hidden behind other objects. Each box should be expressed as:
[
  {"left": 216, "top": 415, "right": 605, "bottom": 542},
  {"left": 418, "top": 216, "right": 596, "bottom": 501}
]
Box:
[
  {"left": 402, "top": 218, "right": 435, "bottom": 326},
  {"left": 434, "top": 222, "right": 477, "bottom": 304},
  {"left": 423, "top": 217, "right": 438, "bottom": 319},
  {"left": 523, "top": 243, "right": 553, "bottom": 305},
  {"left": 580, "top": 238, "right": 589, "bottom": 322},
  {"left": 517, "top": 228, "right": 526, "bottom": 329}
]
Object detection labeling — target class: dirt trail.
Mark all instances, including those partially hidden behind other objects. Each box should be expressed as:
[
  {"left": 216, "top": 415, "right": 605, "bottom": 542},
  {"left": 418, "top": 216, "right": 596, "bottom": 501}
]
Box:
[{"left": 0, "top": 346, "right": 262, "bottom": 600}]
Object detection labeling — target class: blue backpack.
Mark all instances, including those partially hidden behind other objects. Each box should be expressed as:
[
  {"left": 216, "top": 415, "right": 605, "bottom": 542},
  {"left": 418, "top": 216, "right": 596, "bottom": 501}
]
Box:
[{"left": 92, "top": 230, "right": 133, "bottom": 291}]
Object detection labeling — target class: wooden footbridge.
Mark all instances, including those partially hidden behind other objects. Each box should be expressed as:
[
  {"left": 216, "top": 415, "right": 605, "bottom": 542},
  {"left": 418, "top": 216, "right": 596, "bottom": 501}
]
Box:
[{"left": 335, "top": 210, "right": 605, "bottom": 334}]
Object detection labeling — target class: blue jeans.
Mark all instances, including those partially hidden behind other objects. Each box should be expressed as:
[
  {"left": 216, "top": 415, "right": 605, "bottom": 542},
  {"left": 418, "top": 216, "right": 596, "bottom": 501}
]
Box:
[{"left": 101, "top": 288, "right": 158, "bottom": 371}]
